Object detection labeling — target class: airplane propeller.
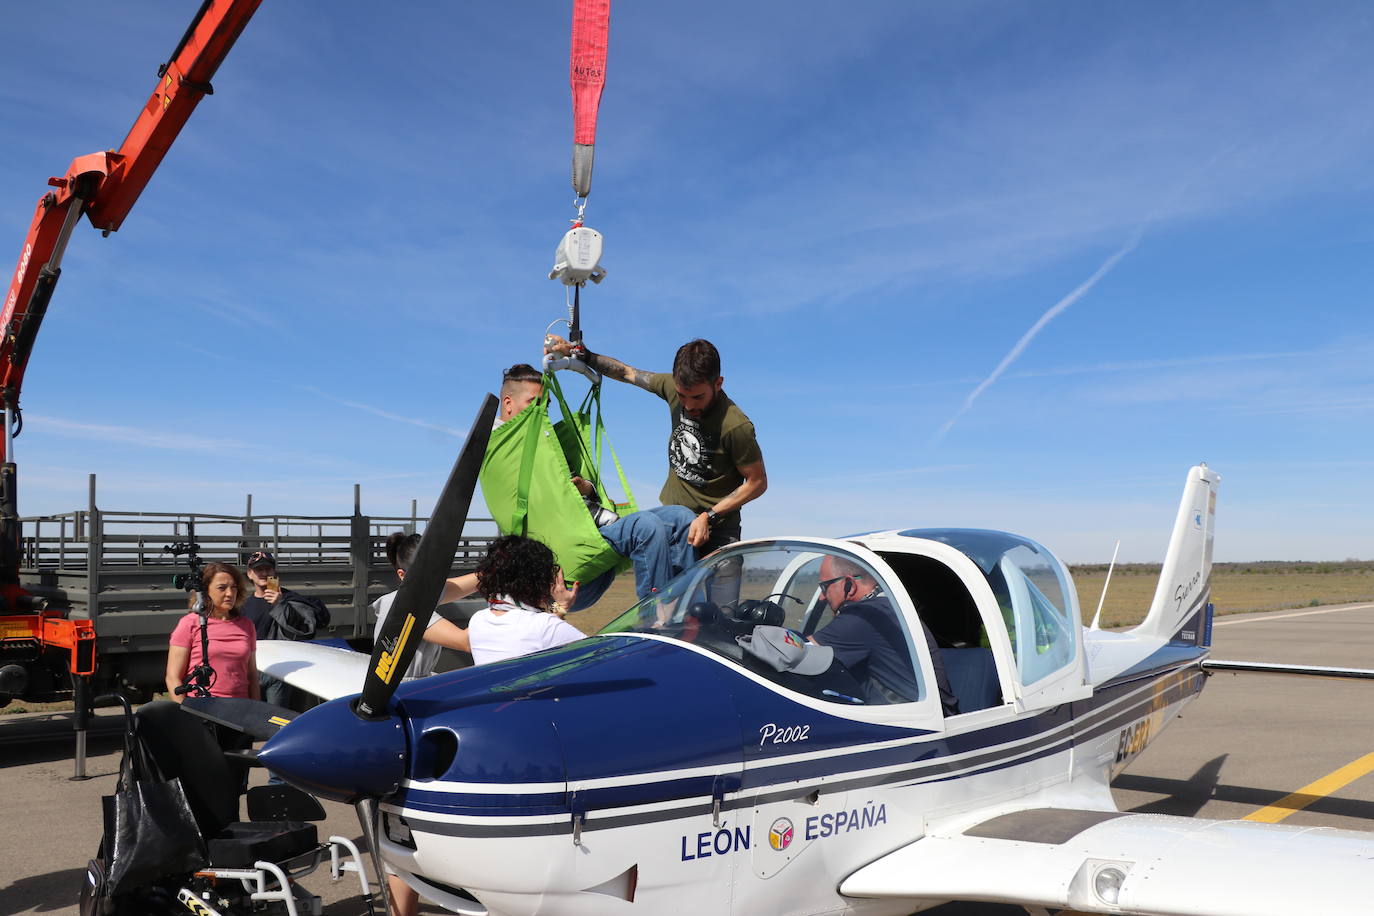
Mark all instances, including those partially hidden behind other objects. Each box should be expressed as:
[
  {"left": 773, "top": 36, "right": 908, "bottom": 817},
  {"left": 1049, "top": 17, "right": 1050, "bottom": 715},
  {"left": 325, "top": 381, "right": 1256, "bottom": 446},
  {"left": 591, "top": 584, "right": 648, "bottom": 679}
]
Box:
[
  {"left": 355, "top": 392, "right": 497, "bottom": 719},
  {"left": 260, "top": 393, "right": 498, "bottom": 913}
]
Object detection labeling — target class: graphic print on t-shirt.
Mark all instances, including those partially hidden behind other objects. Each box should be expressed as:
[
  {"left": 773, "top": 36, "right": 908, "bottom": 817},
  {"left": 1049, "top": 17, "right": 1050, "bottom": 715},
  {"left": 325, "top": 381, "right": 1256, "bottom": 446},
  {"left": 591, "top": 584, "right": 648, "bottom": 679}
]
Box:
[{"left": 668, "top": 413, "right": 714, "bottom": 487}]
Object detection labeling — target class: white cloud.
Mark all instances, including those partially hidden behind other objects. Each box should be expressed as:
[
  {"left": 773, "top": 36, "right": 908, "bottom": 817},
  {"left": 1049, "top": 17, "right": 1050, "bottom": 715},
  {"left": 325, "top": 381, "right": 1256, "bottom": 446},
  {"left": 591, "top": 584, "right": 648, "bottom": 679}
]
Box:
[{"left": 26, "top": 416, "right": 249, "bottom": 452}]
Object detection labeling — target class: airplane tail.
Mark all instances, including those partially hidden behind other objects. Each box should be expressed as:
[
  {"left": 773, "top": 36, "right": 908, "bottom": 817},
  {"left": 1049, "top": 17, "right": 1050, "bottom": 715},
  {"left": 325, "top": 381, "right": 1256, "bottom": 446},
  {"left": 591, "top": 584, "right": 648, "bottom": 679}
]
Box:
[{"left": 1129, "top": 465, "right": 1221, "bottom": 645}]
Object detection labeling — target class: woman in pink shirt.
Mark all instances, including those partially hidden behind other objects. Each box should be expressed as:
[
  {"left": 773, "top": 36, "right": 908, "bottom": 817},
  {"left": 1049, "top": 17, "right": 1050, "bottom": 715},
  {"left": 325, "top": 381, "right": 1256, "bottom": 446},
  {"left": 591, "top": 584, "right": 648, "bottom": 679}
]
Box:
[{"left": 165, "top": 562, "right": 260, "bottom": 701}]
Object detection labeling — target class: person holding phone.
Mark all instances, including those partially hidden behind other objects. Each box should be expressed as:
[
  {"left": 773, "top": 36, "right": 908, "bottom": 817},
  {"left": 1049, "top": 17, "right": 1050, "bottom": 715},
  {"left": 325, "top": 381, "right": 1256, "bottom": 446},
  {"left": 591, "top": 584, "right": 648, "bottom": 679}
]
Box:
[{"left": 241, "top": 550, "right": 331, "bottom": 709}]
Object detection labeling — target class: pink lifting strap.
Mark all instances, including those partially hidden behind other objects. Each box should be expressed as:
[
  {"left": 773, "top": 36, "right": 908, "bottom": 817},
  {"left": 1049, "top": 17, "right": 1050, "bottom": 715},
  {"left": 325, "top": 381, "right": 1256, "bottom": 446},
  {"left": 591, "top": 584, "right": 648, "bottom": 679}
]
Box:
[{"left": 569, "top": 0, "right": 610, "bottom": 199}]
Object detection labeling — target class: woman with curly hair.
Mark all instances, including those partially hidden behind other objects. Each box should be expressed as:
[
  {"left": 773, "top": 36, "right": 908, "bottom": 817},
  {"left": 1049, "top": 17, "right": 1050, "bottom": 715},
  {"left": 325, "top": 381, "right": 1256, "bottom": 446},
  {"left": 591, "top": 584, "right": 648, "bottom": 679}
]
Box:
[
  {"left": 467, "top": 535, "right": 585, "bottom": 665},
  {"left": 165, "top": 562, "right": 260, "bottom": 701},
  {"left": 384, "top": 535, "right": 585, "bottom": 916}
]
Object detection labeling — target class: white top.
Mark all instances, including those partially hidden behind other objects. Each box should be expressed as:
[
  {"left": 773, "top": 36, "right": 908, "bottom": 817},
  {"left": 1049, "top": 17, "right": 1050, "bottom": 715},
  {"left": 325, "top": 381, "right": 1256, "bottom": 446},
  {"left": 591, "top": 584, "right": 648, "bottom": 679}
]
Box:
[
  {"left": 468, "top": 597, "right": 585, "bottom": 666},
  {"left": 371, "top": 591, "right": 445, "bottom": 680}
]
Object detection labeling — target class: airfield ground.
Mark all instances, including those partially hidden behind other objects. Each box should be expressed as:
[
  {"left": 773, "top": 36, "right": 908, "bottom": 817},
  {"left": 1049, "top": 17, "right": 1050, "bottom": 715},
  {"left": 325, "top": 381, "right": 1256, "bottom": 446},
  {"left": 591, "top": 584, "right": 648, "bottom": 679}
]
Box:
[{"left": 5, "top": 600, "right": 1374, "bottom": 915}]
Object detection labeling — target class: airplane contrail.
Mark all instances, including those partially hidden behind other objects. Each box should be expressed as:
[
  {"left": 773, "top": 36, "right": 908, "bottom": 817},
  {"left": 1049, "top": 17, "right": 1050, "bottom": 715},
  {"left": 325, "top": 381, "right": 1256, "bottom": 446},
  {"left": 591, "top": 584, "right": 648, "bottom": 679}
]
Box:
[
  {"left": 305, "top": 387, "right": 469, "bottom": 439},
  {"left": 934, "top": 230, "right": 1143, "bottom": 442}
]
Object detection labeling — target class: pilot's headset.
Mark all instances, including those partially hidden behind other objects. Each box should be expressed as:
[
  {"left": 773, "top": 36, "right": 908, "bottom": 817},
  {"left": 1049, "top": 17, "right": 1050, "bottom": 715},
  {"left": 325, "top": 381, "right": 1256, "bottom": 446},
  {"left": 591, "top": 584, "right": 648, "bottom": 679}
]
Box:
[{"left": 834, "top": 570, "right": 880, "bottom": 605}]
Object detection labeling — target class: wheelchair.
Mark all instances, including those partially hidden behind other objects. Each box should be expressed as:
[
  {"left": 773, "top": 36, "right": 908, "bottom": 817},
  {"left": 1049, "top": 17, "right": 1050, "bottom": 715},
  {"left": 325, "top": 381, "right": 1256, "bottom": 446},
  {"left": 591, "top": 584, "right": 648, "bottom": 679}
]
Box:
[{"left": 80, "top": 698, "right": 376, "bottom": 916}]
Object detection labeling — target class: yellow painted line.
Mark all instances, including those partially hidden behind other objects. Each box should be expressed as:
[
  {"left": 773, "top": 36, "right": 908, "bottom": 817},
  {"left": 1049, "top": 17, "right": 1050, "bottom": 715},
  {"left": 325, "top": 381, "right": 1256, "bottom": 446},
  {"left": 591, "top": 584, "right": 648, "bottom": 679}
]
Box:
[{"left": 1243, "top": 751, "right": 1374, "bottom": 824}]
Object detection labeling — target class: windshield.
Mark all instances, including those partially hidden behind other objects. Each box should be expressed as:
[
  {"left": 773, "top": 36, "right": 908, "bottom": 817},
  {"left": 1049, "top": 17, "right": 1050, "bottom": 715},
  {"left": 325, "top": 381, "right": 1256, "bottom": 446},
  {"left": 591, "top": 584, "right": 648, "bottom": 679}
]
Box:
[{"left": 601, "top": 541, "right": 928, "bottom": 707}]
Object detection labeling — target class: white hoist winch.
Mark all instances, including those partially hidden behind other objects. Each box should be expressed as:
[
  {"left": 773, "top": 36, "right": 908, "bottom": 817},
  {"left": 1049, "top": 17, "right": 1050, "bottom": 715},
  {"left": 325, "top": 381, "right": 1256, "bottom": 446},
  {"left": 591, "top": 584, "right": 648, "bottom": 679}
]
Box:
[{"left": 548, "top": 224, "right": 606, "bottom": 286}]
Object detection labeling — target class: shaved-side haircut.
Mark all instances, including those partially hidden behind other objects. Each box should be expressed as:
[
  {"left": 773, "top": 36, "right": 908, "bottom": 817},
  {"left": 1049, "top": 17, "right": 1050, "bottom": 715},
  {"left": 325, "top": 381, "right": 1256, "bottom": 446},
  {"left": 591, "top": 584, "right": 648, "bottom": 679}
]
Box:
[{"left": 501, "top": 363, "right": 542, "bottom": 398}]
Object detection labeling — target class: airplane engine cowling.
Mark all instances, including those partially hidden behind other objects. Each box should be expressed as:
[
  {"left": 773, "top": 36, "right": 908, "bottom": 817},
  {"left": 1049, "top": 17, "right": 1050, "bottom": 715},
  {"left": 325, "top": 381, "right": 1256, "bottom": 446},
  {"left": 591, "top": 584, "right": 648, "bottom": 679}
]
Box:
[{"left": 259, "top": 695, "right": 408, "bottom": 803}]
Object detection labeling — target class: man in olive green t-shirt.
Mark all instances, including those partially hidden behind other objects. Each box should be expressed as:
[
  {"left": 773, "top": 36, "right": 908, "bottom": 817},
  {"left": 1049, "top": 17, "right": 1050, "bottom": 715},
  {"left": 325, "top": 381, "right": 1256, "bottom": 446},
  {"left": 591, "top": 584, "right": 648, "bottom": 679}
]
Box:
[{"left": 543, "top": 335, "right": 767, "bottom": 555}]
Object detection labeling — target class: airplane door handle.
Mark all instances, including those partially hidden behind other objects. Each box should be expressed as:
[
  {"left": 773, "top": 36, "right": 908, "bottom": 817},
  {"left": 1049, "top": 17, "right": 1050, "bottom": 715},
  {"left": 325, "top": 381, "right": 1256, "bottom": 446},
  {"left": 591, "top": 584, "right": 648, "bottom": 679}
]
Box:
[
  {"left": 710, "top": 774, "right": 740, "bottom": 827},
  {"left": 570, "top": 790, "right": 587, "bottom": 845}
]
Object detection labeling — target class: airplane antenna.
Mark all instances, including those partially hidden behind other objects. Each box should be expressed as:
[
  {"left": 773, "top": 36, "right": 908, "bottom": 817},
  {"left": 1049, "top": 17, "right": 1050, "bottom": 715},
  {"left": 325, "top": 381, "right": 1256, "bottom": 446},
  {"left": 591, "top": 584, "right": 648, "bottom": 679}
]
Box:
[{"left": 1089, "top": 538, "right": 1121, "bottom": 630}]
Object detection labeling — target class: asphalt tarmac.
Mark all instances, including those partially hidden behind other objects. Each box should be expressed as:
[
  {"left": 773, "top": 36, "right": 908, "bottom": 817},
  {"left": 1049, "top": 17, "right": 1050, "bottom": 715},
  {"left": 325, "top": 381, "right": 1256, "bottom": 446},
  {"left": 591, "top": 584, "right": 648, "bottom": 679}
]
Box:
[{"left": 4, "top": 601, "right": 1373, "bottom": 916}]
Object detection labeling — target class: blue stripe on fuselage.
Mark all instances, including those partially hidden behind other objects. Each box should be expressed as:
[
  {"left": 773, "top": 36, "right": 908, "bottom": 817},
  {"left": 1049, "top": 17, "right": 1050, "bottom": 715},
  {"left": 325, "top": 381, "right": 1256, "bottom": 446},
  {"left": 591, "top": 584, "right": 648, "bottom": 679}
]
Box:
[{"left": 390, "top": 634, "right": 1207, "bottom": 829}]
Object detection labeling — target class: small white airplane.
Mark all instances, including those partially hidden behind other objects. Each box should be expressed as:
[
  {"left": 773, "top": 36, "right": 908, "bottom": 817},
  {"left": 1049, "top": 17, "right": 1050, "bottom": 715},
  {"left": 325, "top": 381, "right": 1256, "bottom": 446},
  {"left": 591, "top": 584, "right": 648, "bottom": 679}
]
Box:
[{"left": 255, "top": 457, "right": 1374, "bottom": 916}]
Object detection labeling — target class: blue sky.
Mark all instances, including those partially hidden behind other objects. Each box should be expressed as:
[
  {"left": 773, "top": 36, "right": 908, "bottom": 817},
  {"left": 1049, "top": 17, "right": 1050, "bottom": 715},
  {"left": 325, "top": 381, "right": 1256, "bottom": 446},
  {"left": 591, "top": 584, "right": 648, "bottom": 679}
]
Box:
[{"left": 2, "top": 1, "right": 1372, "bottom": 563}]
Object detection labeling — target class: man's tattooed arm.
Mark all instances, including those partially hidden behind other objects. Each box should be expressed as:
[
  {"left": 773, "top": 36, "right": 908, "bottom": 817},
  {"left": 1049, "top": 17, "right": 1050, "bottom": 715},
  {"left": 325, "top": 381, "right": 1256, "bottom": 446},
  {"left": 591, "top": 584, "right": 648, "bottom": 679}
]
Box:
[{"left": 585, "top": 349, "right": 655, "bottom": 391}]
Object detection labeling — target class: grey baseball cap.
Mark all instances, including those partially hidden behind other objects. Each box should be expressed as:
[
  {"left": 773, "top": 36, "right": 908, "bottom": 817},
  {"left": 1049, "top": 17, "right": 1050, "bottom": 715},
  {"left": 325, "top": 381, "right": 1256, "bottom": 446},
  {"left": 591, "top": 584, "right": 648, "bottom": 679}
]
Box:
[{"left": 737, "top": 626, "right": 834, "bottom": 675}]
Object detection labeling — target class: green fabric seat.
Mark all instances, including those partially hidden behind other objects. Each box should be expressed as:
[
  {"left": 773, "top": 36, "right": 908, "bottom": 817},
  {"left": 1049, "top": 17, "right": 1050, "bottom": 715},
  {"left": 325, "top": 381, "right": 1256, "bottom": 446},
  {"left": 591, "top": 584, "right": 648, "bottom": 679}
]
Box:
[{"left": 480, "top": 372, "right": 636, "bottom": 584}]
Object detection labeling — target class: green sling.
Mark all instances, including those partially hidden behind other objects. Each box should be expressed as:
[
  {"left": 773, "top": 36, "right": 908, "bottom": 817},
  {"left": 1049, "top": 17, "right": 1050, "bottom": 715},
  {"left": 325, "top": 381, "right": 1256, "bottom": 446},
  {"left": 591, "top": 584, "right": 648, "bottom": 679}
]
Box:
[{"left": 479, "top": 372, "right": 637, "bottom": 584}]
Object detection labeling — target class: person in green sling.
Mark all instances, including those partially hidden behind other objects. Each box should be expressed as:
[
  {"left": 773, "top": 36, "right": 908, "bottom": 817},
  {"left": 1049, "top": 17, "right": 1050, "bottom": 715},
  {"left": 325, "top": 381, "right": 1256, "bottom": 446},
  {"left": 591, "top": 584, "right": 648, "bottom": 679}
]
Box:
[
  {"left": 493, "top": 363, "right": 698, "bottom": 610},
  {"left": 541, "top": 338, "right": 768, "bottom": 560}
]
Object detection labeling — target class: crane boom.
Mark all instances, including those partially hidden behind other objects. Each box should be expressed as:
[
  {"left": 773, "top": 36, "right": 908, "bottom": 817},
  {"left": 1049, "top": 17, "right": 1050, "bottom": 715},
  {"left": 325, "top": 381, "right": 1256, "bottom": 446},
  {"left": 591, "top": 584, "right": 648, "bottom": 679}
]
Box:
[
  {"left": 0, "top": 0, "right": 264, "bottom": 705},
  {"left": 1, "top": 0, "right": 264, "bottom": 414}
]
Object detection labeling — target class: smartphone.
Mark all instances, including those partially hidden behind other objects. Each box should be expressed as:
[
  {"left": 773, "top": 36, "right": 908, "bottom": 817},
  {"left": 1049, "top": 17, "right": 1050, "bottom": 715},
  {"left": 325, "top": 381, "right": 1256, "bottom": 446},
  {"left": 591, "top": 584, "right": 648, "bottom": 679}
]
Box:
[{"left": 266, "top": 575, "right": 279, "bottom": 591}]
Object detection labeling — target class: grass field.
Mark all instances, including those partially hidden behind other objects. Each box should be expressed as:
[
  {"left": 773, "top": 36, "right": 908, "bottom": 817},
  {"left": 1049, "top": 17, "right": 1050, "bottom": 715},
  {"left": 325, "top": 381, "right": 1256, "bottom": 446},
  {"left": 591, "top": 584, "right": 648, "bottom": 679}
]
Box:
[{"left": 1072, "top": 560, "right": 1374, "bottom": 629}]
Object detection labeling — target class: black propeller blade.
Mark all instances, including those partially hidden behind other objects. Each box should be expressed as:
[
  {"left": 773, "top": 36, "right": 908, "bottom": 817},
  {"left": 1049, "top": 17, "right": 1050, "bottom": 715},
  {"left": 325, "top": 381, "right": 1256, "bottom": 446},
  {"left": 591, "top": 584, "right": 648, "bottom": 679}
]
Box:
[{"left": 355, "top": 393, "right": 497, "bottom": 720}]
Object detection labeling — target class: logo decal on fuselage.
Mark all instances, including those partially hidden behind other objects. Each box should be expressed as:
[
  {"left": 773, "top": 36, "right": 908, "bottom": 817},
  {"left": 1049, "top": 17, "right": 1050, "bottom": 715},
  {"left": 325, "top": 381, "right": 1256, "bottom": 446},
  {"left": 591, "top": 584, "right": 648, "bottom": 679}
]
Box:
[
  {"left": 758, "top": 722, "right": 810, "bottom": 747},
  {"left": 804, "top": 802, "right": 887, "bottom": 840},
  {"left": 768, "top": 817, "right": 794, "bottom": 851},
  {"left": 677, "top": 803, "right": 888, "bottom": 861},
  {"left": 1173, "top": 571, "right": 1201, "bottom": 613},
  {"left": 680, "top": 822, "right": 751, "bottom": 861}
]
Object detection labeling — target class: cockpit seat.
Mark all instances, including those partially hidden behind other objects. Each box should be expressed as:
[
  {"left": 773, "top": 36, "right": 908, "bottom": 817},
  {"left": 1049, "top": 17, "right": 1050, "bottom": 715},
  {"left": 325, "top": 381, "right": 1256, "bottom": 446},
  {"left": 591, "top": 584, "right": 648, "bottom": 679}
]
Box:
[{"left": 941, "top": 647, "right": 1002, "bottom": 713}]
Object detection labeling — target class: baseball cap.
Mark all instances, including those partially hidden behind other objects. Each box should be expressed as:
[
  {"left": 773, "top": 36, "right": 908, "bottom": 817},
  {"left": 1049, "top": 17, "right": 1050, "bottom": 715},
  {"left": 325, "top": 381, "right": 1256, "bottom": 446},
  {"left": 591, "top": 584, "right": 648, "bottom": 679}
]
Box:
[
  {"left": 737, "top": 626, "right": 833, "bottom": 676},
  {"left": 246, "top": 550, "right": 276, "bottom": 569}
]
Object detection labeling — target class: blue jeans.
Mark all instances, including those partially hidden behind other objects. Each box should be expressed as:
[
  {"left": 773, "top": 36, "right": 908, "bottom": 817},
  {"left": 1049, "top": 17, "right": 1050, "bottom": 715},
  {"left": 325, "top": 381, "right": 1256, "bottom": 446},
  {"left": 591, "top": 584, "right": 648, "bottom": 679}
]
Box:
[
  {"left": 572, "top": 505, "right": 697, "bottom": 611},
  {"left": 261, "top": 673, "right": 294, "bottom": 710}
]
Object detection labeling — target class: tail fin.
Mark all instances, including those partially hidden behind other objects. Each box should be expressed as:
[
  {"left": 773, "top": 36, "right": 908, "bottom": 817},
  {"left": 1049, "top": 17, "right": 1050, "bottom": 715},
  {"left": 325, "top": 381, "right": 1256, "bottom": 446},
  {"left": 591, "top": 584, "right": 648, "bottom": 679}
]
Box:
[{"left": 1130, "top": 464, "right": 1221, "bottom": 644}]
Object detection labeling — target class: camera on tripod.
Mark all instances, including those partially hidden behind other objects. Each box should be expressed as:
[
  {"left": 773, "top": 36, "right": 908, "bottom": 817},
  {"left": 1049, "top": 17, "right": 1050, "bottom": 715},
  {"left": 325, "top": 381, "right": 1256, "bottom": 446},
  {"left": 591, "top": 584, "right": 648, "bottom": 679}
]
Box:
[
  {"left": 165, "top": 529, "right": 217, "bottom": 697},
  {"left": 166, "top": 539, "right": 207, "bottom": 593}
]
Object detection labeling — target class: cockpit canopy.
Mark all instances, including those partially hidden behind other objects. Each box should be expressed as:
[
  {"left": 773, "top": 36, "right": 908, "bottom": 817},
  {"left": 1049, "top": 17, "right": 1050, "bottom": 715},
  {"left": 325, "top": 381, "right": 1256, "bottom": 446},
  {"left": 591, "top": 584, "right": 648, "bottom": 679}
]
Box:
[
  {"left": 601, "top": 540, "right": 931, "bottom": 709},
  {"left": 897, "top": 528, "right": 1080, "bottom": 687},
  {"left": 600, "top": 529, "right": 1084, "bottom": 717}
]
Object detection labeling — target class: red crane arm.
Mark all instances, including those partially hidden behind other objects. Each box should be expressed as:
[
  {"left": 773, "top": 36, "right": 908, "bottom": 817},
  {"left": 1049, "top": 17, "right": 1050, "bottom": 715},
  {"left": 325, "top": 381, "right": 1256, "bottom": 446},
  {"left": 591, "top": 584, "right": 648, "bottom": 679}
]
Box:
[{"left": 0, "top": 0, "right": 264, "bottom": 414}]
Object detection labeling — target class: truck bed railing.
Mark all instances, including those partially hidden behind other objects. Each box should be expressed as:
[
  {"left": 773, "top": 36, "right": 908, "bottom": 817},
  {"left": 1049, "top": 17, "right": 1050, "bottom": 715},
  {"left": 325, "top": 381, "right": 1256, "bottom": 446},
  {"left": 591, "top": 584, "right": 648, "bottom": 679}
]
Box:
[{"left": 19, "top": 509, "right": 497, "bottom": 569}]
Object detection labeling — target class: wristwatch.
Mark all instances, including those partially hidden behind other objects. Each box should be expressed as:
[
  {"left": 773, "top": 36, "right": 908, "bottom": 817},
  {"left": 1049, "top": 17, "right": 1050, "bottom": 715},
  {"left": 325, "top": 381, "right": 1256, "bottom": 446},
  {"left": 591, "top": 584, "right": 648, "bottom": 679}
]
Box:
[{"left": 705, "top": 509, "right": 719, "bottom": 527}]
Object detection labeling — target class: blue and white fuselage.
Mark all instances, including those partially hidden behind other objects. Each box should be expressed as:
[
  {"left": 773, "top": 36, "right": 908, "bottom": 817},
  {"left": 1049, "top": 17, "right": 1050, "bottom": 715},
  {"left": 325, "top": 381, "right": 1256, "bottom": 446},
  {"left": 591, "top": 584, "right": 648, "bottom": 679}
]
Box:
[{"left": 261, "top": 466, "right": 1244, "bottom": 915}]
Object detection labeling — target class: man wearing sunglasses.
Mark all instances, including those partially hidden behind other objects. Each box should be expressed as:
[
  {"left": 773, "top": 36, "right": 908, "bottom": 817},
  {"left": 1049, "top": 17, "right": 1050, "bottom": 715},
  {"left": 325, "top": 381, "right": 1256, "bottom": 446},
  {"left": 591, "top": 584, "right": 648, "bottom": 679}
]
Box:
[{"left": 810, "top": 555, "right": 958, "bottom": 715}]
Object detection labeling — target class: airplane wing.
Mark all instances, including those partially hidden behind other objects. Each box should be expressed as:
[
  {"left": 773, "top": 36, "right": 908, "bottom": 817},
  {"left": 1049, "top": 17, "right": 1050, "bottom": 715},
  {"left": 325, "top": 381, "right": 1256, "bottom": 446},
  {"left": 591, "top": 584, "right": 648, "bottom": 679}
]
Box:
[
  {"left": 257, "top": 639, "right": 369, "bottom": 701},
  {"left": 840, "top": 807, "right": 1374, "bottom": 915}
]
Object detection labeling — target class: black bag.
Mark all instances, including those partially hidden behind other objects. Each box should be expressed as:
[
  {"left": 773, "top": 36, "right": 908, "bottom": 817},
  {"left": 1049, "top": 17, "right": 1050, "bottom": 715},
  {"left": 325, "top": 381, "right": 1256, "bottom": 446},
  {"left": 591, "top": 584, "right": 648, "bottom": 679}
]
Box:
[
  {"left": 77, "top": 854, "right": 107, "bottom": 916},
  {"left": 80, "top": 849, "right": 181, "bottom": 916},
  {"left": 100, "top": 709, "right": 208, "bottom": 899}
]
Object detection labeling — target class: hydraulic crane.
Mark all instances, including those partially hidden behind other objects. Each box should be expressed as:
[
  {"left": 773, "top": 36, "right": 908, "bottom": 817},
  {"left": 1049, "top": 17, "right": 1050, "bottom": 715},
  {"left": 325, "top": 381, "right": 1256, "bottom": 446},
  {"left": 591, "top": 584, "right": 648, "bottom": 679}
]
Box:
[{"left": 0, "top": 0, "right": 264, "bottom": 706}]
